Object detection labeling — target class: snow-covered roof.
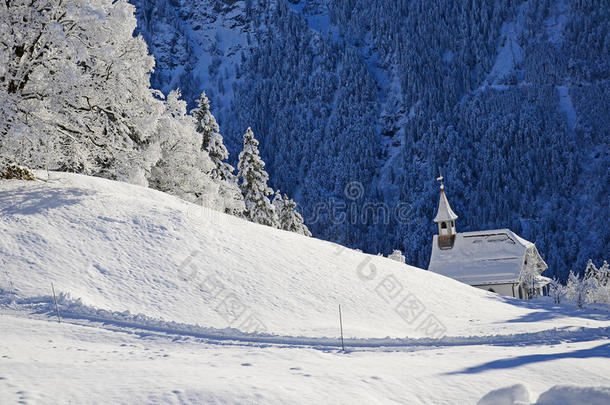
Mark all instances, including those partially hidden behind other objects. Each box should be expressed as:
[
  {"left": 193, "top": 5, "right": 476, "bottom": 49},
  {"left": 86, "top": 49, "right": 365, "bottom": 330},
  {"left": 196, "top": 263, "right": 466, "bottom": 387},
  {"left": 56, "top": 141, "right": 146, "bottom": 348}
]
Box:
[
  {"left": 534, "top": 275, "right": 552, "bottom": 288},
  {"left": 428, "top": 229, "right": 547, "bottom": 285},
  {"left": 434, "top": 186, "right": 458, "bottom": 223}
]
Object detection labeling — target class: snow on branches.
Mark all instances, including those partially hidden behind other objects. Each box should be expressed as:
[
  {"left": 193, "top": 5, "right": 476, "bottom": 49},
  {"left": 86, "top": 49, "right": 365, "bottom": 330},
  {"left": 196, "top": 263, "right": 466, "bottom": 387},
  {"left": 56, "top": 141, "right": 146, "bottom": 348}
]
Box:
[{"left": 238, "top": 128, "right": 277, "bottom": 227}]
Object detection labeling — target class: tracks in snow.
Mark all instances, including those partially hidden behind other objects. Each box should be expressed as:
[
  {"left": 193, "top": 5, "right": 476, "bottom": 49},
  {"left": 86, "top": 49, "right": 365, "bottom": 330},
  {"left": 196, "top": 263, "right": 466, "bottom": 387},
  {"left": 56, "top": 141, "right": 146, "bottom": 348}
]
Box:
[{"left": 3, "top": 295, "right": 610, "bottom": 353}]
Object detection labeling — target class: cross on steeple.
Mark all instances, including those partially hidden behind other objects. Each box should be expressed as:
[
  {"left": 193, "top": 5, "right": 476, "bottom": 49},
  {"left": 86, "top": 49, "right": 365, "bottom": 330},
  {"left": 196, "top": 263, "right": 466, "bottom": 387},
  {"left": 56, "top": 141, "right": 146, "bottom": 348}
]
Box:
[{"left": 436, "top": 168, "right": 444, "bottom": 190}]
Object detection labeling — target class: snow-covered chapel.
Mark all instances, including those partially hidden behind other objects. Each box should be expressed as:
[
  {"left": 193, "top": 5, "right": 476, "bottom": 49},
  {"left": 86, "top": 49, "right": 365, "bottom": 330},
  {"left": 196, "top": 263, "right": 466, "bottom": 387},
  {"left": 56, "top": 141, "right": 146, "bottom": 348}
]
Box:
[{"left": 427, "top": 177, "right": 549, "bottom": 298}]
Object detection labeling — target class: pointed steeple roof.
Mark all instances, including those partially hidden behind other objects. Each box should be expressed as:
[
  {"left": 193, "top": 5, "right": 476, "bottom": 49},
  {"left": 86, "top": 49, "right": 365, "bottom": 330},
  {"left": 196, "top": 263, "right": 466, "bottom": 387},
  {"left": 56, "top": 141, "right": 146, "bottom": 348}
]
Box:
[{"left": 434, "top": 184, "right": 458, "bottom": 223}]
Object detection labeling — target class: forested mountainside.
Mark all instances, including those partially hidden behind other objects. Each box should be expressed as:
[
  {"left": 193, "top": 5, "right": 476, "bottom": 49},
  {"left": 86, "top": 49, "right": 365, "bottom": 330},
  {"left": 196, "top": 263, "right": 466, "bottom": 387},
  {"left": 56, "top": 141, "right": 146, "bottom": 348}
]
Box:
[{"left": 131, "top": 0, "right": 609, "bottom": 279}]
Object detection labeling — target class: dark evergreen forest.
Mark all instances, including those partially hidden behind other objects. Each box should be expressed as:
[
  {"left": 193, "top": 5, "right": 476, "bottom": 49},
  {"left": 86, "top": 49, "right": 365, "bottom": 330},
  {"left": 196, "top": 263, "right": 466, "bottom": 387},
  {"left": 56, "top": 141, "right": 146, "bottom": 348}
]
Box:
[{"left": 132, "top": 0, "right": 609, "bottom": 280}]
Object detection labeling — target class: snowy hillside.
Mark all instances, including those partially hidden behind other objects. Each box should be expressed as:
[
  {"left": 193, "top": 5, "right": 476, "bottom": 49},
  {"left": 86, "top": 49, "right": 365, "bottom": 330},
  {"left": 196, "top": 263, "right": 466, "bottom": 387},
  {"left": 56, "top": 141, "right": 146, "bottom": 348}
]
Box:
[
  {"left": 1, "top": 174, "right": 610, "bottom": 404},
  {"left": 1, "top": 173, "right": 609, "bottom": 340}
]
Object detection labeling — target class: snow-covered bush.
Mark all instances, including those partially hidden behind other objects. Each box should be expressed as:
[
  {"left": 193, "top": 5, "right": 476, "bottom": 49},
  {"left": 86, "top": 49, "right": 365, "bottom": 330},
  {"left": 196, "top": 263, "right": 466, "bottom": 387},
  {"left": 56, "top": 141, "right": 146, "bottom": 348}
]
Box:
[
  {"left": 548, "top": 278, "right": 565, "bottom": 304},
  {"left": 562, "top": 260, "right": 610, "bottom": 307},
  {"left": 589, "top": 282, "right": 610, "bottom": 304},
  {"left": 565, "top": 270, "right": 588, "bottom": 308},
  {"left": 388, "top": 250, "right": 406, "bottom": 264},
  {"left": 583, "top": 260, "right": 610, "bottom": 304}
]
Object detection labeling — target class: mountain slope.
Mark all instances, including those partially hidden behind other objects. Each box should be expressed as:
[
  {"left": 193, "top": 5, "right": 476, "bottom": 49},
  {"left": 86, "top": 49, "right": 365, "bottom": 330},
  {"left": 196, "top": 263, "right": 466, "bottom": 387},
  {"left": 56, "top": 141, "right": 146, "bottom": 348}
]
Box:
[{"left": 1, "top": 173, "right": 608, "bottom": 339}]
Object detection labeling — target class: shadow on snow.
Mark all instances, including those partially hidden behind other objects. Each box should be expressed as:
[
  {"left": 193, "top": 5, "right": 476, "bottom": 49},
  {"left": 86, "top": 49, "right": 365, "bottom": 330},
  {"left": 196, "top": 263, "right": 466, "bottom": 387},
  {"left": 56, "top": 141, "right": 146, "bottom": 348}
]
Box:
[
  {"left": 446, "top": 342, "right": 610, "bottom": 374},
  {"left": 488, "top": 294, "right": 610, "bottom": 323},
  {"left": 0, "top": 184, "right": 95, "bottom": 216}
]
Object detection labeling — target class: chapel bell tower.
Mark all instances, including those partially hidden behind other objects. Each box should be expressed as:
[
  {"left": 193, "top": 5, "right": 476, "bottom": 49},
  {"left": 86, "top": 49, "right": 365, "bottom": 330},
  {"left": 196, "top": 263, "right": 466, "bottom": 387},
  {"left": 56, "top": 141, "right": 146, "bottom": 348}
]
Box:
[{"left": 434, "top": 170, "right": 458, "bottom": 249}]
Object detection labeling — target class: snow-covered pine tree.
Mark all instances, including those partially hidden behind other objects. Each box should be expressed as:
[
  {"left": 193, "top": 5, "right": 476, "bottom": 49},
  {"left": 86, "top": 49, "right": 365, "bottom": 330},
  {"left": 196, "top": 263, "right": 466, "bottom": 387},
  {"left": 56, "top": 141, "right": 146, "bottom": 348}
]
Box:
[
  {"left": 272, "top": 190, "right": 284, "bottom": 227},
  {"left": 599, "top": 261, "right": 610, "bottom": 287},
  {"left": 272, "top": 190, "right": 283, "bottom": 208},
  {"left": 238, "top": 128, "right": 277, "bottom": 227},
  {"left": 274, "top": 192, "right": 311, "bottom": 236},
  {"left": 388, "top": 250, "right": 406, "bottom": 264},
  {"left": 584, "top": 259, "right": 599, "bottom": 282},
  {"left": 191, "top": 91, "right": 244, "bottom": 216},
  {"left": 191, "top": 92, "right": 235, "bottom": 182}
]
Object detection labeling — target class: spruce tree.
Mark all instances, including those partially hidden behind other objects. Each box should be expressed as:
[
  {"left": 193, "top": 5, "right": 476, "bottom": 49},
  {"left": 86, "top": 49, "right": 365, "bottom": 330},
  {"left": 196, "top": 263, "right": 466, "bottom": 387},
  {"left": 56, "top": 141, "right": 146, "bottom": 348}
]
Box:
[
  {"left": 238, "top": 128, "right": 277, "bottom": 227},
  {"left": 584, "top": 259, "right": 599, "bottom": 282},
  {"left": 600, "top": 261, "right": 610, "bottom": 286},
  {"left": 275, "top": 192, "right": 311, "bottom": 236},
  {"left": 272, "top": 190, "right": 284, "bottom": 226},
  {"left": 191, "top": 92, "right": 235, "bottom": 182}
]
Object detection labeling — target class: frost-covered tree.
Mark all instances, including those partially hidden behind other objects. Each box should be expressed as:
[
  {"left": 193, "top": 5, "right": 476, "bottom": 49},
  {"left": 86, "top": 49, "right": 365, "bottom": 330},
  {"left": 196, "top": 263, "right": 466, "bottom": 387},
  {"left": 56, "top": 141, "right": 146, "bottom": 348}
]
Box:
[
  {"left": 148, "top": 90, "right": 216, "bottom": 203},
  {"left": 566, "top": 270, "right": 588, "bottom": 308},
  {"left": 148, "top": 90, "right": 245, "bottom": 215},
  {"left": 0, "top": 0, "right": 248, "bottom": 217},
  {"left": 584, "top": 259, "right": 599, "bottom": 283},
  {"left": 238, "top": 128, "right": 277, "bottom": 227},
  {"left": 191, "top": 92, "right": 235, "bottom": 182},
  {"left": 599, "top": 261, "right": 610, "bottom": 287},
  {"left": 519, "top": 252, "right": 541, "bottom": 300},
  {"left": 214, "top": 177, "right": 246, "bottom": 217},
  {"left": 584, "top": 259, "right": 610, "bottom": 286},
  {"left": 589, "top": 278, "right": 610, "bottom": 305},
  {"left": 271, "top": 190, "right": 284, "bottom": 227},
  {"left": 0, "top": 0, "right": 163, "bottom": 182},
  {"left": 191, "top": 91, "right": 244, "bottom": 215},
  {"left": 388, "top": 250, "right": 406, "bottom": 264},
  {"left": 273, "top": 191, "right": 311, "bottom": 236},
  {"left": 549, "top": 278, "right": 565, "bottom": 304},
  {"left": 564, "top": 260, "right": 610, "bottom": 306},
  {"left": 582, "top": 259, "right": 610, "bottom": 304}
]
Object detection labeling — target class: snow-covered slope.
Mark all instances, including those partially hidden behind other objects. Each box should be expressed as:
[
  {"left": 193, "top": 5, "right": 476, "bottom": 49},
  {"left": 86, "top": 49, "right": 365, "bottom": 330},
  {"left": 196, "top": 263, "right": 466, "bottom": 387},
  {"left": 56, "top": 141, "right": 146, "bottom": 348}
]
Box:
[
  {"left": 1, "top": 311, "right": 609, "bottom": 405},
  {"left": 1, "top": 173, "right": 608, "bottom": 340},
  {"left": 2, "top": 174, "right": 610, "bottom": 404}
]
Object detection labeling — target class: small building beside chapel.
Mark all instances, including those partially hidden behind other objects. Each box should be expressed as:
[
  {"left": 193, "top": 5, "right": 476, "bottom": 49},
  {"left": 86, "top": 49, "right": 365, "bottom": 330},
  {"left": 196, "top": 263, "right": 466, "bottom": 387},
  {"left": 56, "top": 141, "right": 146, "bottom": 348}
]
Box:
[{"left": 427, "top": 179, "right": 549, "bottom": 298}]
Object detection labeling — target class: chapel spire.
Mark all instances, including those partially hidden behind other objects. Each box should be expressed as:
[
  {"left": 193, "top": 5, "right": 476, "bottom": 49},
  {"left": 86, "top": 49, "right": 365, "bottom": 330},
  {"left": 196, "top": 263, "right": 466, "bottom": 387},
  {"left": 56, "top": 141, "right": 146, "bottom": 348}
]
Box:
[{"left": 434, "top": 169, "right": 457, "bottom": 248}]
